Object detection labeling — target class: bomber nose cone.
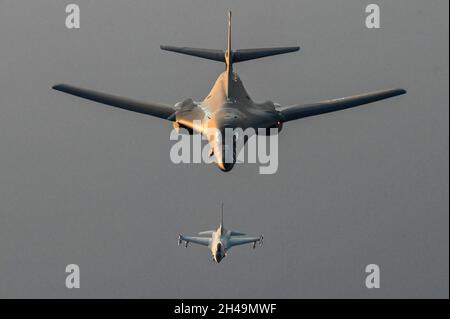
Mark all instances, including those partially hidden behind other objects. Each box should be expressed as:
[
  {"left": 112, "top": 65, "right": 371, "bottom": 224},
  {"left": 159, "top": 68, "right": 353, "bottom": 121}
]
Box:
[
  {"left": 215, "top": 143, "right": 236, "bottom": 172},
  {"left": 217, "top": 162, "right": 235, "bottom": 172},
  {"left": 215, "top": 253, "right": 223, "bottom": 263}
]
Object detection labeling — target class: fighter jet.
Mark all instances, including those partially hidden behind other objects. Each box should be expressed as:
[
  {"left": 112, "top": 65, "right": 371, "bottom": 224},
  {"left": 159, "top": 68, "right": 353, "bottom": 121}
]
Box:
[
  {"left": 178, "top": 204, "right": 263, "bottom": 263},
  {"left": 52, "top": 11, "right": 406, "bottom": 172}
]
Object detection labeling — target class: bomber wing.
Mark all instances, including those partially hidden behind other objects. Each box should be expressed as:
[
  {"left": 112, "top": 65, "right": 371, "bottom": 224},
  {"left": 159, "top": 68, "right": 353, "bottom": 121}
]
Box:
[
  {"left": 280, "top": 88, "right": 406, "bottom": 122},
  {"left": 53, "top": 84, "right": 175, "bottom": 121}
]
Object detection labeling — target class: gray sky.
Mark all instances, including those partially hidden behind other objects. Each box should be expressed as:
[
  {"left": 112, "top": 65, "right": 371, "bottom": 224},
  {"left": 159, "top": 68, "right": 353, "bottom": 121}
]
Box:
[{"left": 0, "top": 0, "right": 448, "bottom": 298}]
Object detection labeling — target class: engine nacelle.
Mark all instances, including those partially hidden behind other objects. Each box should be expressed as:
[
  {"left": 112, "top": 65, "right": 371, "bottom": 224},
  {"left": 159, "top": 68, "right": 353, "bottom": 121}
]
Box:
[
  {"left": 174, "top": 98, "right": 196, "bottom": 110},
  {"left": 173, "top": 122, "right": 193, "bottom": 135},
  {"left": 258, "top": 121, "right": 283, "bottom": 135}
]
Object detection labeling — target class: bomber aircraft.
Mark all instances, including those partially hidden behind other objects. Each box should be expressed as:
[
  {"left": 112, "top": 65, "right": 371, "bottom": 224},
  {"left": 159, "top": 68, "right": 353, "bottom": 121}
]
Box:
[{"left": 53, "top": 11, "right": 406, "bottom": 172}]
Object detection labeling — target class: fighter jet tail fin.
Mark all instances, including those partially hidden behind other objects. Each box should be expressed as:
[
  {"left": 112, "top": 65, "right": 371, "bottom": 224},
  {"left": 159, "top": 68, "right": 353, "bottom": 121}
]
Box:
[
  {"left": 220, "top": 202, "right": 224, "bottom": 228},
  {"left": 198, "top": 230, "right": 215, "bottom": 236},
  {"left": 230, "top": 230, "right": 246, "bottom": 236}
]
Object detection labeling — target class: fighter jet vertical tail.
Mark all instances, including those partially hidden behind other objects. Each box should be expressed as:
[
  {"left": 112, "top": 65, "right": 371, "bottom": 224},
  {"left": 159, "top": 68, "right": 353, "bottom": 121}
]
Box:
[{"left": 220, "top": 202, "right": 224, "bottom": 228}]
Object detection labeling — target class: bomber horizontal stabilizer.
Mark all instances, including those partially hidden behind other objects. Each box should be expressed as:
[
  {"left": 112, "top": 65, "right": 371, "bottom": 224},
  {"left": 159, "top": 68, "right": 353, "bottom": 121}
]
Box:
[
  {"left": 160, "top": 46, "right": 225, "bottom": 62},
  {"left": 233, "top": 47, "right": 300, "bottom": 62},
  {"left": 160, "top": 46, "right": 300, "bottom": 63}
]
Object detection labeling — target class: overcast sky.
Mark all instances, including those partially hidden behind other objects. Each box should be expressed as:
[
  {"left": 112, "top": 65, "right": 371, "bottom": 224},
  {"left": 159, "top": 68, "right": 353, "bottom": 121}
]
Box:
[{"left": 0, "top": 0, "right": 448, "bottom": 298}]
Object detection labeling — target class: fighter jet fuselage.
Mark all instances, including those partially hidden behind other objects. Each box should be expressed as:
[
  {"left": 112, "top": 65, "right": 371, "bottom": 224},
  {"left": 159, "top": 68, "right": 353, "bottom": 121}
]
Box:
[{"left": 178, "top": 204, "right": 263, "bottom": 263}]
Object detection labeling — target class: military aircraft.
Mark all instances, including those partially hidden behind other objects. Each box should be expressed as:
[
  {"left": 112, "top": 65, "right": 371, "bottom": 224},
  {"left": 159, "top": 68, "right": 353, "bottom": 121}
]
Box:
[
  {"left": 178, "top": 204, "right": 263, "bottom": 263},
  {"left": 53, "top": 11, "right": 406, "bottom": 172}
]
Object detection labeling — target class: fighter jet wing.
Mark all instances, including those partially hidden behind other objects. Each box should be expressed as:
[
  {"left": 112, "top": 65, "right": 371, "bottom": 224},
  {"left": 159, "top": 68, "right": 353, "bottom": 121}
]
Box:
[
  {"left": 52, "top": 84, "right": 176, "bottom": 121},
  {"left": 279, "top": 88, "right": 406, "bottom": 122},
  {"left": 229, "top": 236, "right": 261, "bottom": 247},
  {"left": 180, "top": 235, "right": 211, "bottom": 247}
]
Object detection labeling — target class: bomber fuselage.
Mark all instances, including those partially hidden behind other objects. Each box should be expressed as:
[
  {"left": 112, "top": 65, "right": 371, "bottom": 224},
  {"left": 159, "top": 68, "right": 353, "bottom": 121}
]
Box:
[{"left": 175, "top": 71, "right": 283, "bottom": 171}]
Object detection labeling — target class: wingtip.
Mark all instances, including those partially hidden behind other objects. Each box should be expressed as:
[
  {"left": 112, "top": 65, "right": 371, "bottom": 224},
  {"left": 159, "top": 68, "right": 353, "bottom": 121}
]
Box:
[
  {"left": 284, "top": 46, "right": 301, "bottom": 52},
  {"left": 392, "top": 88, "right": 407, "bottom": 96},
  {"left": 287, "top": 46, "right": 301, "bottom": 53},
  {"left": 386, "top": 88, "right": 407, "bottom": 96}
]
